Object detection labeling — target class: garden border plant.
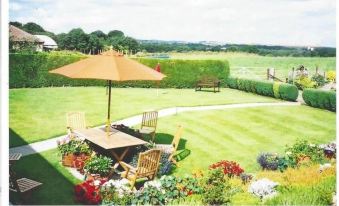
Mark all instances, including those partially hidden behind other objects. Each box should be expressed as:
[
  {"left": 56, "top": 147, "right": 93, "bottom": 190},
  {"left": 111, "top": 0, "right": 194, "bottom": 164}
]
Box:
[
  {"left": 226, "top": 77, "right": 298, "bottom": 101},
  {"left": 302, "top": 88, "right": 336, "bottom": 112}
]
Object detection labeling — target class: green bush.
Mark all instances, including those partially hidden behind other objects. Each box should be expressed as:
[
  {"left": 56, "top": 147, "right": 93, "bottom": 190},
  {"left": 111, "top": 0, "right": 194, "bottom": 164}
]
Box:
[
  {"left": 273, "top": 82, "right": 281, "bottom": 98},
  {"left": 135, "top": 58, "right": 230, "bottom": 88},
  {"left": 226, "top": 77, "right": 238, "bottom": 89},
  {"left": 294, "top": 76, "right": 317, "bottom": 90},
  {"left": 227, "top": 77, "right": 298, "bottom": 101},
  {"left": 255, "top": 81, "right": 274, "bottom": 97},
  {"left": 302, "top": 89, "right": 336, "bottom": 111},
  {"left": 9, "top": 53, "right": 230, "bottom": 88},
  {"left": 279, "top": 83, "right": 299, "bottom": 101}
]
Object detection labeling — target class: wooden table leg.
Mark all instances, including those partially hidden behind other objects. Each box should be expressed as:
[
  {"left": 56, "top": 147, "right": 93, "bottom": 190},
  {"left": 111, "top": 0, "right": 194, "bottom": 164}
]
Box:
[{"left": 111, "top": 147, "right": 130, "bottom": 168}]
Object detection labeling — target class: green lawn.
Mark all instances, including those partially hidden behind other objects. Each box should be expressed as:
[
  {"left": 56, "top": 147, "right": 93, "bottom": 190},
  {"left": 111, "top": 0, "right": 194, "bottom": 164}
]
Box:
[
  {"left": 10, "top": 105, "right": 336, "bottom": 205},
  {"left": 9, "top": 87, "right": 279, "bottom": 147},
  {"left": 168, "top": 52, "right": 336, "bottom": 79}
]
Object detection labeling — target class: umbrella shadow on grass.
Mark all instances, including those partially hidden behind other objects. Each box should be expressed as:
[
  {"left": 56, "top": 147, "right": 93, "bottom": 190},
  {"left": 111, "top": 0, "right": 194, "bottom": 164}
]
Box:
[{"left": 9, "top": 128, "right": 80, "bottom": 205}]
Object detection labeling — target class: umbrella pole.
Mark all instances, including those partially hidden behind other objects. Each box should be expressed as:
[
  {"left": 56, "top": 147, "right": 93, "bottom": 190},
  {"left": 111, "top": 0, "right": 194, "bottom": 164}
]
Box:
[{"left": 106, "top": 80, "right": 112, "bottom": 134}]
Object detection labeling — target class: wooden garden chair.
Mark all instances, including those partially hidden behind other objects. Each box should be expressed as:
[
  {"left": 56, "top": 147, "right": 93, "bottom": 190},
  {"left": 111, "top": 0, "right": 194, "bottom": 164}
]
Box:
[
  {"left": 120, "top": 149, "right": 162, "bottom": 188},
  {"left": 66, "top": 112, "right": 88, "bottom": 136},
  {"left": 140, "top": 111, "right": 158, "bottom": 141},
  {"left": 9, "top": 167, "right": 42, "bottom": 203},
  {"left": 155, "top": 125, "right": 183, "bottom": 164}
]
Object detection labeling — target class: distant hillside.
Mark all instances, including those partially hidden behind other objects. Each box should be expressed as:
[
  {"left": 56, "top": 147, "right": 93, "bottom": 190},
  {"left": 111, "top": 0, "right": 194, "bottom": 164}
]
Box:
[{"left": 138, "top": 40, "right": 336, "bottom": 57}]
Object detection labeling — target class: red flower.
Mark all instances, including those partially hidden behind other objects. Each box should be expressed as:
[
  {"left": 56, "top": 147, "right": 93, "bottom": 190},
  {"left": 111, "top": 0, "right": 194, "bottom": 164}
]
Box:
[
  {"left": 74, "top": 179, "right": 106, "bottom": 205},
  {"left": 209, "top": 160, "right": 244, "bottom": 177}
]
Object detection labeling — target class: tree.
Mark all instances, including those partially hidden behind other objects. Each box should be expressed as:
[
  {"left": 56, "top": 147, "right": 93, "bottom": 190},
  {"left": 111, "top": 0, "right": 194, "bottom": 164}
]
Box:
[
  {"left": 90, "top": 30, "right": 107, "bottom": 39},
  {"left": 9, "top": 21, "right": 23, "bottom": 28},
  {"left": 107, "top": 30, "right": 124, "bottom": 38},
  {"left": 22, "top": 22, "right": 45, "bottom": 34},
  {"left": 87, "top": 34, "right": 104, "bottom": 54}
]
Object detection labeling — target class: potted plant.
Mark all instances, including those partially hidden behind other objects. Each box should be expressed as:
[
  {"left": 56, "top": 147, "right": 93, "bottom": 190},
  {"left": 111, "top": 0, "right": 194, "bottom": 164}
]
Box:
[
  {"left": 84, "top": 155, "right": 114, "bottom": 180},
  {"left": 57, "top": 136, "right": 92, "bottom": 167}
]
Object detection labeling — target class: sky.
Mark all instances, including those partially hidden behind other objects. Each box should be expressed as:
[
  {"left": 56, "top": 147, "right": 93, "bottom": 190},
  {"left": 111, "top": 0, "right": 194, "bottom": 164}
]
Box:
[{"left": 9, "top": 0, "right": 336, "bottom": 47}]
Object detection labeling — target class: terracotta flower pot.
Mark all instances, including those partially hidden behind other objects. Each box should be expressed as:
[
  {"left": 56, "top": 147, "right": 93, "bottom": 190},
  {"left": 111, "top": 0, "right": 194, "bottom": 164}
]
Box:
[
  {"left": 73, "top": 153, "right": 90, "bottom": 172},
  {"left": 62, "top": 153, "right": 76, "bottom": 167}
]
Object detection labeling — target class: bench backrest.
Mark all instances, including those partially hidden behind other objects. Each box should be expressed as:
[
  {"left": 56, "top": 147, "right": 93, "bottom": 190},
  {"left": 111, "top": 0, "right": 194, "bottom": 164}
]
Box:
[{"left": 67, "top": 112, "right": 86, "bottom": 131}]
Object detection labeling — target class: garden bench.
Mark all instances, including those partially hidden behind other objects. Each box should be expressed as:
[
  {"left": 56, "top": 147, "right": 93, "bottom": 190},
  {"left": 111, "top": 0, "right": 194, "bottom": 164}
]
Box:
[{"left": 195, "top": 76, "right": 221, "bottom": 92}]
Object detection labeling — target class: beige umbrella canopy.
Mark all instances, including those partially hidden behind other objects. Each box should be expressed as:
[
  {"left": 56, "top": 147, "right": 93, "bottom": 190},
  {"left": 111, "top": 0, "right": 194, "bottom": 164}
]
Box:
[{"left": 49, "top": 50, "right": 166, "bottom": 130}]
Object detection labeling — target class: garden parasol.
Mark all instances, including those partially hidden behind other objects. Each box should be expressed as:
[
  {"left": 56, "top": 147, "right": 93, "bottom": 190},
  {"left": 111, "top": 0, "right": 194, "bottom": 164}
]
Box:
[{"left": 49, "top": 50, "right": 166, "bottom": 133}]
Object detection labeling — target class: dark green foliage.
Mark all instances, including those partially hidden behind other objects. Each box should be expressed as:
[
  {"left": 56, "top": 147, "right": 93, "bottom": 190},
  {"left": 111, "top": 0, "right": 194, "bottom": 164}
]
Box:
[
  {"left": 202, "top": 169, "right": 235, "bottom": 205},
  {"left": 9, "top": 53, "right": 229, "bottom": 88},
  {"left": 22, "top": 22, "right": 45, "bottom": 33},
  {"left": 302, "top": 89, "right": 336, "bottom": 111},
  {"left": 255, "top": 81, "right": 274, "bottom": 97},
  {"left": 257, "top": 152, "right": 279, "bottom": 170},
  {"left": 278, "top": 83, "right": 299, "bottom": 101},
  {"left": 226, "top": 77, "right": 238, "bottom": 89},
  {"left": 83, "top": 155, "right": 113, "bottom": 176},
  {"left": 227, "top": 78, "right": 298, "bottom": 101},
  {"left": 121, "top": 58, "right": 230, "bottom": 88},
  {"left": 311, "top": 74, "right": 326, "bottom": 87}
]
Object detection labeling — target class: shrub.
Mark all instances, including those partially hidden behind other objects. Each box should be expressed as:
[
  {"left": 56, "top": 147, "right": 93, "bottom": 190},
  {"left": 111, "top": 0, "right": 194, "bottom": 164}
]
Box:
[
  {"left": 255, "top": 81, "right": 274, "bottom": 97},
  {"left": 273, "top": 82, "right": 281, "bottom": 98},
  {"left": 209, "top": 160, "right": 244, "bottom": 177},
  {"left": 311, "top": 74, "right": 326, "bottom": 87},
  {"left": 257, "top": 153, "right": 280, "bottom": 170},
  {"left": 57, "top": 136, "right": 91, "bottom": 156},
  {"left": 226, "top": 77, "right": 238, "bottom": 89},
  {"left": 84, "top": 155, "right": 113, "bottom": 176},
  {"left": 202, "top": 169, "right": 234, "bottom": 205},
  {"left": 278, "top": 83, "right": 299, "bottom": 101},
  {"left": 302, "top": 89, "right": 336, "bottom": 111},
  {"left": 228, "top": 77, "right": 298, "bottom": 101},
  {"left": 294, "top": 76, "right": 317, "bottom": 90},
  {"left": 326, "top": 70, "right": 336, "bottom": 82},
  {"left": 100, "top": 179, "right": 133, "bottom": 205},
  {"left": 285, "top": 139, "right": 326, "bottom": 165},
  {"left": 9, "top": 52, "right": 230, "bottom": 88}
]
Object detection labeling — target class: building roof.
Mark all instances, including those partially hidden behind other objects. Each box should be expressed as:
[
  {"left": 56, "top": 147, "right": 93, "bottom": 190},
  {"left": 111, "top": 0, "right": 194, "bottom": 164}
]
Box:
[
  {"left": 9, "top": 25, "right": 43, "bottom": 43},
  {"left": 34, "top": 35, "right": 58, "bottom": 48}
]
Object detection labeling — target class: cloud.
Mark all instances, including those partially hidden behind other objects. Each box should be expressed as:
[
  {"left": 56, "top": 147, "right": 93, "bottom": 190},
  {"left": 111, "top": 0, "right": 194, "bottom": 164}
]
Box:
[{"left": 9, "top": 0, "right": 336, "bottom": 46}]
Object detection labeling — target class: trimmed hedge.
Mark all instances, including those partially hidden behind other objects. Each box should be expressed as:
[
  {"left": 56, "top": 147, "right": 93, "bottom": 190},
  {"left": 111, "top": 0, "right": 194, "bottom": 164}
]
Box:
[
  {"left": 226, "top": 77, "right": 299, "bottom": 101},
  {"left": 302, "top": 89, "right": 336, "bottom": 112},
  {"left": 279, "top": 83, "right": 299, "bottom": 101},
  {"left": 9, "top": 53, "right": 230, "bottom": 88}
]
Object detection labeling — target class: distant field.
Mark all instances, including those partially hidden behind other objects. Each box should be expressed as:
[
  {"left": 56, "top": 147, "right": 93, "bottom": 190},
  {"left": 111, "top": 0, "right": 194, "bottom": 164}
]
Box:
[{"left": 168, "top": 52, "right": 336, "bottom": 80}]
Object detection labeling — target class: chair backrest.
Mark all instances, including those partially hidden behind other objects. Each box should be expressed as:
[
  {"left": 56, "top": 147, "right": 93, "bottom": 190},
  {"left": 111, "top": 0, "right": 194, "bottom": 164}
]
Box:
[
  {"left": 67, "top": 112, "right": 86, "bottom": 131},
  {"left": 136, "top": 149, "right": 161, "bottom": 177},
  {"left": 171, "top": 125, "right": 183, "bottom": 151},
  {"left": 9, "top": 166, "right": 20, "bottom": 192},
  {"left": 141, "top": 111, "right": 158, "bottom": 129}
]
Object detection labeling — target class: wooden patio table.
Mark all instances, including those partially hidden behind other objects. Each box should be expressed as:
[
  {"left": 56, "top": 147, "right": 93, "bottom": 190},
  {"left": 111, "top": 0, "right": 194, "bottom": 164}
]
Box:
[{"left": 74, "top": 127, "right": 147, "bottom": 167}]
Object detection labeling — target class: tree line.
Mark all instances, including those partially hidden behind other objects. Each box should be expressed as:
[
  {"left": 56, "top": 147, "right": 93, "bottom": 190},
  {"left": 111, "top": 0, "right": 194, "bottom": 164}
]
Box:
[
  {"left": 10, "top": 21, "right": 138, "bottom": 54},
  {"left": 9, "top": 21, "right": 336, "bottom": 57}
]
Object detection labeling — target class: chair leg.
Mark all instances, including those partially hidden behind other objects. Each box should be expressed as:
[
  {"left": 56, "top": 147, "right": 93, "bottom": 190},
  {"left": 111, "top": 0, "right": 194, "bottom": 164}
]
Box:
[{"left": 130, "top": 177, "right": 136, "bottom": 189}]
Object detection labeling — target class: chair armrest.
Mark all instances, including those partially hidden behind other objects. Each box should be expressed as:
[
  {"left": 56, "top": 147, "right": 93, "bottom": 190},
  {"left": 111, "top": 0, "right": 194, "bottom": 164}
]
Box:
[{"left": 120, "top": 161, "right": 137, "bottom": 172}]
